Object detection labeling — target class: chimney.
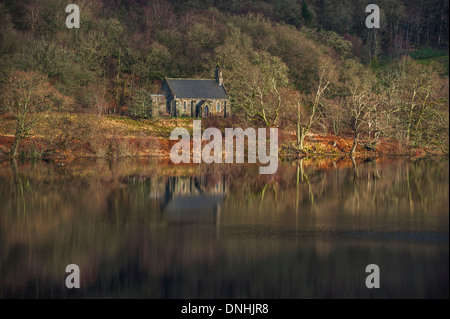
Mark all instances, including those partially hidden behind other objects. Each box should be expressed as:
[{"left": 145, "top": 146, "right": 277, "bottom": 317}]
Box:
[{"left": 215, "top": 64, "right": 223, "bottom": 85}]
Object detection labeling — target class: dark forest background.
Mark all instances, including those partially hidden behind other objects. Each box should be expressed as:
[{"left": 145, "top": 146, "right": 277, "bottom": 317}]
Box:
[{"left": 0, "top": 0, "right": 448, "bottom": 157}]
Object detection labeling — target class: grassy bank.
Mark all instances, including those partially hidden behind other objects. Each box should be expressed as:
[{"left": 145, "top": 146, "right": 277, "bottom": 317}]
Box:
[
  {"left": 0, "top": 113, "right": 443, "bottom": 161},
  {"left": 0, "top": 114, "right": 182, "bottom": 160}
]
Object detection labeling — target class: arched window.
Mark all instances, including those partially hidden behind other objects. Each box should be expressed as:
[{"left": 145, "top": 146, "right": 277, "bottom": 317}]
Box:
[
  {"left": 216, "top": 102, "right": 220, "bottom": 112},
  {"left": 183, "top": 101, "right": 187, "bottom": 111}
]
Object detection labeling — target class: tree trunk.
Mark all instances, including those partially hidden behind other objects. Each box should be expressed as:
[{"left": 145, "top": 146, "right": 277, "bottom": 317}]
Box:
[
  {"left": 9, "top": 138, "right": 20, "bottom": 158},
  {"left": 406, "top": 105, "right": 414, "bottom": 146},
  {"left": 299, "top": 130, "right": 305, "bottom": 151},
  {"left": 297, "top": 126, "right": 305, "bottom": 152},
  {"left": 350, "top": 133, "right": 359, "bottom": 155},
  {"left": 115, "top": 48, "right": 122, "bottom": 105},
  {"left": 296, "top": 101, "right": 303, "bottom": 151}
]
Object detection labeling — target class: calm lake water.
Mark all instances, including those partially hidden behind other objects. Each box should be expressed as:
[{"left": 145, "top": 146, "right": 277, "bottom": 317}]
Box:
[{"left": 0, "top": 157, "right": 448, "bottom": 298}]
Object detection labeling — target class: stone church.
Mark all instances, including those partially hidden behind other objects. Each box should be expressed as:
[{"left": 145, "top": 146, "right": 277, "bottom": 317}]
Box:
[{"left": 162, "top": 66, "right": 230, "bottom": 118}]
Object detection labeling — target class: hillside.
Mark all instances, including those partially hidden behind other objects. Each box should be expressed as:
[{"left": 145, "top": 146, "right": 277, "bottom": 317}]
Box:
[{"left": 0, "top": 0, "right": 448, "bottom": 159}]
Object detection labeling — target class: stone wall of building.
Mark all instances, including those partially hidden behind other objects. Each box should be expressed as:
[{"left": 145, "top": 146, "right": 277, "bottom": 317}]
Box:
[
  {"left": 173, "top": 99, "right": 230, "bottom": 118},
  {"left": 150, "top": 94, "right": 167, "bottom": 117}
]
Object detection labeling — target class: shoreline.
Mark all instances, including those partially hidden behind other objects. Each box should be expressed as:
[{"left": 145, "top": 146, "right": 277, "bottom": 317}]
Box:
[
  {"left": 1, "top": 115, "right": 446, "bottom": 162},
  {"left": 1, "top": 147, "right": 446, "bottom": 164},
  {"left": 0, "top": 134, "right": 446, "bottom": 163}
]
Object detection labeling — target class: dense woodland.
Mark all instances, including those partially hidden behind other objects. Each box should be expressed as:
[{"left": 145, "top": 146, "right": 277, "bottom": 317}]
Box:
[{"left": 0, "top": 0, "right": 449, "bottom": 157}]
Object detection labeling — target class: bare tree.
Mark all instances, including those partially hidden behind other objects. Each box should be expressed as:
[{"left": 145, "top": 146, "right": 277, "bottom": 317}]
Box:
[
  {"left": 341, "top": 61, "right": 374, "bottom": 155},
  {"left": 389, "top": 57, "right": 449, "bottom": 147},
  {"left": 1, "top": 70, "right": 55, "bottom": 157},
  {"left": 346, "top": 87, "right": 370, "bottom": 155},
  {"left": 296, "top": 56, "right": 336, "bottom": 151},
  {"left": 218, "top": 30, "right": 290, "bottom": 127}
]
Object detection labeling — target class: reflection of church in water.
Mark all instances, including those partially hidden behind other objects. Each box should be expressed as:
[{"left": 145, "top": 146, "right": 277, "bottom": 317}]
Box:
[
  {"left": 162, "top": 176, "right": 226, "bottom": 224},
  {"left": 146, "top": 176, "right": 227, "bottom": 224}
]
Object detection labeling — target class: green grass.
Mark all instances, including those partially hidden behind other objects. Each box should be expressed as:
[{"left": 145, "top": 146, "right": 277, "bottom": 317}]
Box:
[
  {"left": 409, "top": 48, "right": 447, "bottom": 60},
  {"left": 416, "top": 55, "right": 449, "bottom": 75},
  {"left": 378, "top": 48, "right": 449, "bottom": 75},
  {"left": 107, "top": 116, "right": 149, "bottom": 128},
  {"left": 104, "top": 115, "right": 197, "bottom": 138}
]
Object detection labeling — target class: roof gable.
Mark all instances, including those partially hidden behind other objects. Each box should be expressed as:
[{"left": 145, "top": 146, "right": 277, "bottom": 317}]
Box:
[{"left": 166, "top": 79, "right": 228, "bottom": 99}]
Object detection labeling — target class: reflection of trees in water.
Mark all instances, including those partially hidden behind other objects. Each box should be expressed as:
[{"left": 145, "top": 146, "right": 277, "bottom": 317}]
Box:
[
  {"left": 1, "top": 157, "right": 447, "bottom": 226},
  {"left": 297, "top": 158, "right": 314, "bottom": 205},
  {"left": 10, "top": 159, "right": 26, "bottom": 216},
  {"left": 0, "top": 158, "right": 448, "bottom": 297},
  {"left": 224, "top": 157, "right": 448, "bottom": 222}
]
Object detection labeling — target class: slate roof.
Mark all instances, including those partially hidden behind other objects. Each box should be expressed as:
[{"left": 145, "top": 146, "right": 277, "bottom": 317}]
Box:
[{"left": 165, "top": 79, "right": 228, "bottom": 99}]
